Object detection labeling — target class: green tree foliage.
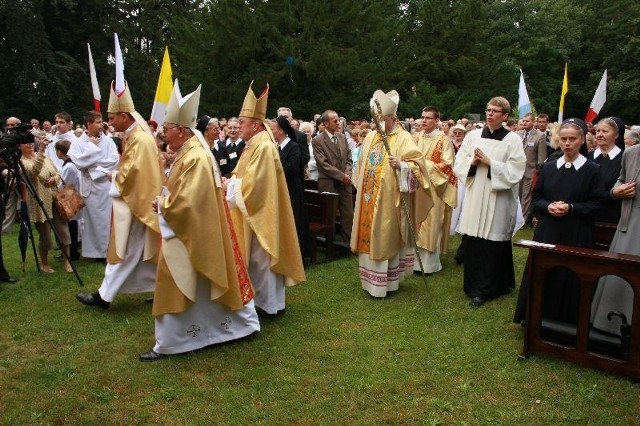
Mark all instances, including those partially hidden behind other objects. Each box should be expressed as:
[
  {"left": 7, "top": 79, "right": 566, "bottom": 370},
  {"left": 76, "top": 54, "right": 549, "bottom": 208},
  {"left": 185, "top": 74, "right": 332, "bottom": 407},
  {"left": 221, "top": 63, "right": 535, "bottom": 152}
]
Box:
[{"left": 1, "top": 0, "right": 638, "bottom": 124}]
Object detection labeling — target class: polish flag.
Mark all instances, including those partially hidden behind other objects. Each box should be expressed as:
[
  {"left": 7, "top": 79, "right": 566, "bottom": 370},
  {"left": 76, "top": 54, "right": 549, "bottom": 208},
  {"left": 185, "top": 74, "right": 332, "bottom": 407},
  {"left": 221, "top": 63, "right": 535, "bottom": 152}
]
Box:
[{"left": 585, "top": 69, "right": 607, "bottom": 123}]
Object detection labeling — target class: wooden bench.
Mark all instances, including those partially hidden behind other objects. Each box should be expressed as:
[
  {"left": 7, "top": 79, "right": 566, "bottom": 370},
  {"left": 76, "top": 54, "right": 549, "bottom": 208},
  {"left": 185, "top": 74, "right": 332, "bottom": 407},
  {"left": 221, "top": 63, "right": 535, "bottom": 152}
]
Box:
[
  {"left": 594, "top": 221, "right": 617, "bottom": 251},
  {"left": 305, "top": 189, "right": 339, "bottom": 263},
  {"left": 515, "top": 239, "right": 640, "bottom": 380},
  {"left": 303, "top": 179, "right": 318, "bottom": 191}
]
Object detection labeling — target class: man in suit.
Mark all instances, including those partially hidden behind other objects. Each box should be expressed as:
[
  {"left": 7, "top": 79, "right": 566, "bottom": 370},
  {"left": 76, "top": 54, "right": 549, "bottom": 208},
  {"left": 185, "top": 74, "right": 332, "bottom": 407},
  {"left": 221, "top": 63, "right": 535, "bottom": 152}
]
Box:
[
  {"left": 312, "top": 109, "right": 354, "bottom": 242},
  {"left": 223, "top": 117, "right": 245, "bottom": 177},
  {"left": 199, "top": 116, "right": 230, "bottom": 177},
  {"left": 536, "top": 113, "right": 554, "bottom": 157},
  {"left": 517, "top": 112, "right": 547, "bottom": 223}
]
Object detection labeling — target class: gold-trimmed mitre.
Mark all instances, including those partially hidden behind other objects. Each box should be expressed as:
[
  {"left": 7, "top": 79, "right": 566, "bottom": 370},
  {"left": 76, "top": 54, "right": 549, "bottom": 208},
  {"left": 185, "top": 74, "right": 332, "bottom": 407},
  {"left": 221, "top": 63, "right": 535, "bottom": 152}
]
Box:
[
  {"left": 164, "top": 79, "right": 201, "bottom": 129},
  {"left": 239, "top": 80, "right": 269, "bottom": 120},
  {"left": 107, "top": 81, "right": 136, "bottom": 113},
  {"left": 370, "top": 89, "right": 400, "bottom": 118}
]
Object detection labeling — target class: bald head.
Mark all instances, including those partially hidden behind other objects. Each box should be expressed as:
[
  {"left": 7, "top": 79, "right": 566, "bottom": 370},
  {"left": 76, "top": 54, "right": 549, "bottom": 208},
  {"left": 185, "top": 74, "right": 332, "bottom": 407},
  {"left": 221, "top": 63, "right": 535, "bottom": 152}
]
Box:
[{"left": 5, "top": 117, "right": 20, "bottom": 129}]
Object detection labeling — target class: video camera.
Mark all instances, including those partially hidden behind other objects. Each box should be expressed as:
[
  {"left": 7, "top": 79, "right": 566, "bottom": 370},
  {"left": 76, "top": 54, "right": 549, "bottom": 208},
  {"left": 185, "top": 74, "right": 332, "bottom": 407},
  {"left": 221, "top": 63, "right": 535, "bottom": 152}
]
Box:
[{"left": 0, "top": 123, "right": 35, "bottom": 150}]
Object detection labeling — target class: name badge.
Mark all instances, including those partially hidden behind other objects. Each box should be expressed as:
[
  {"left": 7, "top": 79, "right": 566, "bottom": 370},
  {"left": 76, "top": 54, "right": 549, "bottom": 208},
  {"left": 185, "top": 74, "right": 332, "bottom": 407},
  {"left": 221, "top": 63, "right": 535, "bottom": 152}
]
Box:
[
  {"left": 527, "top": 141, "right": 535, "bottom": 147},
  {"left": 220, "top": 159, "right": 227, "bottom": 165},
  {"left": 229, "top": 152, "right": 238, "bottom": 159}
]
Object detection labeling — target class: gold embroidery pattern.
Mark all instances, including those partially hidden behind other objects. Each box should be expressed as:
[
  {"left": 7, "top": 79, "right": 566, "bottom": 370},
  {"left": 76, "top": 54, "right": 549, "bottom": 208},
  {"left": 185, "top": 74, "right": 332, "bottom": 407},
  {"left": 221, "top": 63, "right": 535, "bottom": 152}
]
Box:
[
  {"left": 356, "top": 138, "right": 387, "bottom": 253},
  {"left": 432, "top": 137, "right": 457, "bottom": 186},
  {"left": 223, "top": 198, "right": 254, "bottom": 303}
]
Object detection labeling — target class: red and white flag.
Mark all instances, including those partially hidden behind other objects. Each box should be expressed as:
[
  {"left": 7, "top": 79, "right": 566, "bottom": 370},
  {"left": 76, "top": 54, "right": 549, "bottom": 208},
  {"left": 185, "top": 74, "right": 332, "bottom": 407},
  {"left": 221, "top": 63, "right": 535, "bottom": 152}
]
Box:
[
  {"left": 87, "top": 43, "right": 101, "bottom": 112},
  {"left": 585, "top": 69, "right": 607, "bottom": 123},
  {"left": 114, "top": 33, "right": 125, "bottom": 96}
]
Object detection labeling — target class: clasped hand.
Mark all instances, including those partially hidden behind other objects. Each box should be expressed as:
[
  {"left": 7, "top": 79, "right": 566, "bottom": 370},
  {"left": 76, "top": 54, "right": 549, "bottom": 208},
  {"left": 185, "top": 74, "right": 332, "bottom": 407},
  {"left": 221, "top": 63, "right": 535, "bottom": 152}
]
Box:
[
  {"left": 472, "top": 148, "right": 490, "bottom": 166},
  {"left": 547, "top": 201, "right": 570, "bottom": 217}
]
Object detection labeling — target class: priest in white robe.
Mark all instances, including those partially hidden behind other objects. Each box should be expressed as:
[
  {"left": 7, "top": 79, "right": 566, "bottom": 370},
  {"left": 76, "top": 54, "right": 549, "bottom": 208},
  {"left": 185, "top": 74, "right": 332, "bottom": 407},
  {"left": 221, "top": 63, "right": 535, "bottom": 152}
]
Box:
[{"left": 453, "top": 97, "right": 525, "bottom": 307}]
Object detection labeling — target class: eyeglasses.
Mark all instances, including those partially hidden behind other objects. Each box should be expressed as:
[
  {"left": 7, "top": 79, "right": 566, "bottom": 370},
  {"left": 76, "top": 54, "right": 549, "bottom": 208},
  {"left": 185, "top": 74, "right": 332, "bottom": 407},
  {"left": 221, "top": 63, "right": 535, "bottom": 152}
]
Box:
[
  {"left": 163, "top": 125, "right": 180, "bottom": 132},
  {"left": 485, "top": 108, "right": 504, "bottom": 114}
]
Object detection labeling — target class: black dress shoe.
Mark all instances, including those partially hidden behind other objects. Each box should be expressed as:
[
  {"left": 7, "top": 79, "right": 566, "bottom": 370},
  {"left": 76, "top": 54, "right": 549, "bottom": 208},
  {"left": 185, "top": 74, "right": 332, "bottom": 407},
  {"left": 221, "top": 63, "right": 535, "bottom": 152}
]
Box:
[
  {"left": 76, "top": 292, "right": 110, "bottom": 309},
  {"left": 469, "top": 296, "right": 486, "bottom": 307},
  {"left": 139, "top": 350, "right": 167, "bottom": 362},
  {"left": 0, "top": 276, "right": 17, "bottom": 283}
]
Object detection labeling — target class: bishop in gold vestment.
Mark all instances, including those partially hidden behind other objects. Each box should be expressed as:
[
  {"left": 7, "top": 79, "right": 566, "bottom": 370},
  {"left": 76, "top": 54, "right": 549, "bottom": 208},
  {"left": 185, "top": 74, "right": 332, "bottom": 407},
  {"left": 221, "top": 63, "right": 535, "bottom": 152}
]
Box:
[
  {"left": 352, "top": 91, "right": 432, "bottom": 298},
  {"left": 141, "top": 81, "right": 259, "bottom": 361},
  {"left": 76, "top": 81, "right": 164, "bottom": 309},
  {"left": 226, "top": 81, "right": 305, "bottom": 314}
]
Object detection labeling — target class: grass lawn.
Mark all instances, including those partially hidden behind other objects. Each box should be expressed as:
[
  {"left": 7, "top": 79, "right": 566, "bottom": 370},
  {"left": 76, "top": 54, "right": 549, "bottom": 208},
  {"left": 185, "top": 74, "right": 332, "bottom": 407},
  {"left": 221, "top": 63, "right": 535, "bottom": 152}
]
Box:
[{"left": 0, "top": 227, "right": 637, "bottom": 425}]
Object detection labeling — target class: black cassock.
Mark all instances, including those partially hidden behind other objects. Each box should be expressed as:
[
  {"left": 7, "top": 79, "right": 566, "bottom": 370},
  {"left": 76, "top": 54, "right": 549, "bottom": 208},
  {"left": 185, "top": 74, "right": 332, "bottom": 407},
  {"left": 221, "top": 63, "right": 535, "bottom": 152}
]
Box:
[
  {"left": 279, "top": 140, "right": 310, "bottom": 259},
  {"left": 588, "top": 151, "right": 622, "bottom": 224}
]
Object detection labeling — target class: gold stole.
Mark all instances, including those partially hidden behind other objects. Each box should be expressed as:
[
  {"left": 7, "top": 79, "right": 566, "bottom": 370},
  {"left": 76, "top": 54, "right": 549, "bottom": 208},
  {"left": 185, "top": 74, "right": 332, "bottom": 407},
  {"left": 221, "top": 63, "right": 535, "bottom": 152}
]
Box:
[
  {"left": 222, "top": 198, "right": 254, "bottom": 304},
  {"left": 356, "top": 135, "right": 389, "bottom": 253}
]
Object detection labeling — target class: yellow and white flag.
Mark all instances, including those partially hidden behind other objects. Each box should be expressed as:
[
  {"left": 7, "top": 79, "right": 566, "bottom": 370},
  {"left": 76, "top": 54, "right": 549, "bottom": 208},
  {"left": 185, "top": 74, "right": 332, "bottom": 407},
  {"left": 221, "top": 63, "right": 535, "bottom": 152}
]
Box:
[
  {"left": 150, "top": 47, "right": 173, "bottom": 124},
  {"left": 558, "top": 64, "right": 569, "bottom": 122}
]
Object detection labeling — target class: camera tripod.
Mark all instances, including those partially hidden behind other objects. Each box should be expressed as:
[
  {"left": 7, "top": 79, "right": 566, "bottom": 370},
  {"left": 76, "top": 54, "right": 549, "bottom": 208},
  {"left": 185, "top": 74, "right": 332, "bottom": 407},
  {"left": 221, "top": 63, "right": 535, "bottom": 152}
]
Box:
[{"left": 1, "top": 146, "right": 83, "bottom": 286}]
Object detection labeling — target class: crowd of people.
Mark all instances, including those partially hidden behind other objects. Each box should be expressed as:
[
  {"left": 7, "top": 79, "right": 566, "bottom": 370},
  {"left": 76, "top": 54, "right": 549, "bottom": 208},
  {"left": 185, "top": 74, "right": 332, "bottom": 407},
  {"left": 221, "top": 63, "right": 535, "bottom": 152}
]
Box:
[{"left": 1, "top": 78, "right": 638, "bottom": 361}]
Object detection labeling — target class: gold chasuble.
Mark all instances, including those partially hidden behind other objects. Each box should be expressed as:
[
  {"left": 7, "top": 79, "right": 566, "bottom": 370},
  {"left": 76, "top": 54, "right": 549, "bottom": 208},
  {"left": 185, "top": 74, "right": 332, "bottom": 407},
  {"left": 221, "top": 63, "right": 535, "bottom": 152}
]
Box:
[
  {"left": 153, "top": 137, "right": 253, "bottom": 316},
  {"left": 107, "top": 124, "right": 164, "bottom": 264},
  {"left": 351, "top": 126, "right": 432, "bottom": 260},
  {"left": 415, "top": 131, "right": 457, "bottom": 253},
  {"left": 229, "top": 130, "right": 305, "bottom": 286}
]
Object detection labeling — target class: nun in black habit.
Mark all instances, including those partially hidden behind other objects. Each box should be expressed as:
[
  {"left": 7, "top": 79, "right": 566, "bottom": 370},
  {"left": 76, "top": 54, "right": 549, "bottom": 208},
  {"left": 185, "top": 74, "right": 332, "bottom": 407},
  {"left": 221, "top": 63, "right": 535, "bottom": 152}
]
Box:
[
  {"left": 273, "top": 115, "right": 310, "bottom": 261},
  {"left": 514, "top": 118, "right": 604, "bottom": 325},
  {"left": 589, "top": 116, "right": 625, "bottom": 224}
]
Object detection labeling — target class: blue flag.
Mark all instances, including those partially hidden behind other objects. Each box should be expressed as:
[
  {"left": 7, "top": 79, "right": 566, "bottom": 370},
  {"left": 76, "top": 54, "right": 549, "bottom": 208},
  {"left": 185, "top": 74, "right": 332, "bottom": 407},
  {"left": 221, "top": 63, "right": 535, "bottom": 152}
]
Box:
[{"left": 518, "top": 69, "right": 532, "bottom": 118}]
